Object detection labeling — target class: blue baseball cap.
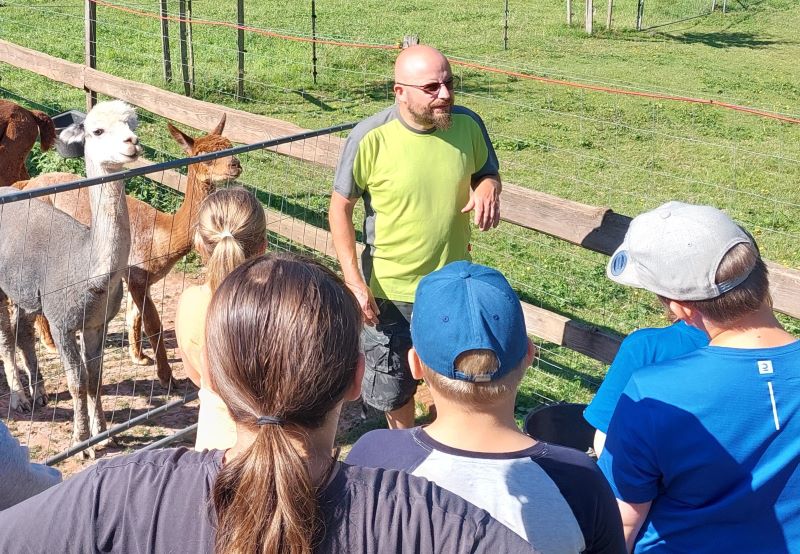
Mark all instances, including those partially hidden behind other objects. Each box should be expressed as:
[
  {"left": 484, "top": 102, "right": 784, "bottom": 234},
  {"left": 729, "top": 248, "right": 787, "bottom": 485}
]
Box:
[{"left": 411, "top": 261, "right": 529, "bottom": 382}]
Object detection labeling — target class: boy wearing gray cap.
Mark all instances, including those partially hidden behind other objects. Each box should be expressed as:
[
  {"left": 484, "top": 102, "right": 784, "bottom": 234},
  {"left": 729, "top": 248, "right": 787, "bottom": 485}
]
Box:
[
  {"left": 598, "top": 201, "right": 800, "bottom": 553},
  {"left": 347, "top": 260, "right": 625, "bottom": 553}
]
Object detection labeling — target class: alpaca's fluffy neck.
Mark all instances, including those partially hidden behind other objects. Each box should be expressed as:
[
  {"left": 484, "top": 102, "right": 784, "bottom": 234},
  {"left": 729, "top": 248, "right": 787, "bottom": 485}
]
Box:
[
  {"left": 171, "top": 165, "right": 215, "bottom": 246},
  {"left": 86, "top": 155, "right": 131, "bottom": 276}
]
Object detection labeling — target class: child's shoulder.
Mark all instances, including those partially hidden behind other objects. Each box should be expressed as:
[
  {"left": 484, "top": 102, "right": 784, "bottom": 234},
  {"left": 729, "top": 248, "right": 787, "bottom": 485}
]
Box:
[
  {"left": 176, "top": 284, "right": 213, "bottom": 326},
  {"left": 177, "top": 283, "right": 212, "bottom": 308}
]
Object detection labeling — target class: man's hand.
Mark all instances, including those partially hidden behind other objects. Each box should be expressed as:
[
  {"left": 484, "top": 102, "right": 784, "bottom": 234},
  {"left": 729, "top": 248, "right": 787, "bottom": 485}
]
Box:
[
  {"left": 347, "top": 280, "right": 381, "bottom": 326},
  {"left": 462, "top": 177, "right": 501, "bottom": 231}
]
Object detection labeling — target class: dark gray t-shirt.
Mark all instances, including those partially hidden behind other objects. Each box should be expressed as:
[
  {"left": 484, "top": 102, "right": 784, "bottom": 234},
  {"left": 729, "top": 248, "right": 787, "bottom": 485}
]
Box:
[{"left": 0, "top": 448, "right": 534, "bottom": 553}]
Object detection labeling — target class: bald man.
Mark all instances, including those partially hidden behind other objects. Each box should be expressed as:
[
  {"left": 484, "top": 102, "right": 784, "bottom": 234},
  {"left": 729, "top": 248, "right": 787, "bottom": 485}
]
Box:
[{"left": 329, "top": 45, "right": 502, "bottom": 429}]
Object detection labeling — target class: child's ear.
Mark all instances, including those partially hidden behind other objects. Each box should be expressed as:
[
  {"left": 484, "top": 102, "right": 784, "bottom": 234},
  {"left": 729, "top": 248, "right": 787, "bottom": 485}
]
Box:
[
  {"left": 525, "top": 338, "right": 537, "bottom": 367},
  {"left": 408, "top": 348, "right": 425, "bottom": 380},
  {"left": 668, "top": 300, "right": 703, "bottom": 328}
]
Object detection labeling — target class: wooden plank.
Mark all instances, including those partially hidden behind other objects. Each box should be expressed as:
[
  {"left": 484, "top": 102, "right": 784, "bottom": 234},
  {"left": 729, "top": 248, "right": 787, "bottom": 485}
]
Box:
[
  {"left": 126, "top": 158, "right": 188, "bottom": 194},
  {"left": 498, "top": 184, "right": 800, "bottom": 319},
  {"left": 84, "top": 68, "right": 344, "bottom": 168},
  {"left": 264, "top": 208, "right": 345, "bottom": 260},
  {"left": 0, "top": 39, "right": 85, "bottom": 89},
  {"left": 501, "top": 184, "right": 614, "bottom": 248},
  {"left": 766, "top": 262, "right": 800, "bottom": 318},
  {"left": 521, "top": 303, "right": 621, "bottom": 364}
]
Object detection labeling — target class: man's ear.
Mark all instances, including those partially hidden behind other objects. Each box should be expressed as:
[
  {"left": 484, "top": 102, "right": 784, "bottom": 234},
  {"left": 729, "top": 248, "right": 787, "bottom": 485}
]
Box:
[
  {"left": 393, "top": 83, "right": 406, "bottom": 102},
  {"left": 525, "top": 338, "right": 537, "bottom": 367},
  {"left": 668, "top": 300, "right": 702, "bottom": 328},
  {"left": 408, "top": 347, "right": 425, "bottom": 380},
  {"left": 345, "top": 354, "right": 365, "bottom": 401}
]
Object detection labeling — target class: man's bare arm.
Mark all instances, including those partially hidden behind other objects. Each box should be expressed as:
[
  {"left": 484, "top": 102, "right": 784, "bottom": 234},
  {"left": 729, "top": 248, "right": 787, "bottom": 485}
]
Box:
[{"left": 329, "top": 191, "right": 380, "bottom": 324}]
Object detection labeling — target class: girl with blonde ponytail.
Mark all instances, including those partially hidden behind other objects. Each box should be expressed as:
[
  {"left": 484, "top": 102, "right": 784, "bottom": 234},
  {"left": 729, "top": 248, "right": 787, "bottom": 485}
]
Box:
[
  {"left": 175, "top": 186, "right": 266, "bottom": 450},
  {"left": 0, "top": 252, "right": 533, "bottom": 554}
]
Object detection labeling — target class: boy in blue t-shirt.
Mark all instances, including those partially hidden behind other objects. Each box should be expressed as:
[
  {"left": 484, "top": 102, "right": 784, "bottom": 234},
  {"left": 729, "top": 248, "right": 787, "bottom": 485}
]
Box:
[
  {"left": 598, "top": 201, "right": 800, "bottom": 553},
  {"left": 584, "top": 319, "right": 708, "bottom": 456}
]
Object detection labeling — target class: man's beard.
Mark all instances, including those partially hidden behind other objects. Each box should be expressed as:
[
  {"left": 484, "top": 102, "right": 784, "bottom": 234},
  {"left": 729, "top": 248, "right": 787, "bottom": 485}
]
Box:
[{"left": 409, "top": 102, "right": 452, "bottom": 131}]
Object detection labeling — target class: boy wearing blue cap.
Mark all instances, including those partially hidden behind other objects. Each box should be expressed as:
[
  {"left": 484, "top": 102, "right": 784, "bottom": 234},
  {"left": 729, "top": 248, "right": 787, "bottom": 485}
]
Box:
[
  {"left": 347, "top": 261, "right": 625, "bottom": 553},
  {"left": 599, "top": 202, "right": 800, "bottom": 553}
]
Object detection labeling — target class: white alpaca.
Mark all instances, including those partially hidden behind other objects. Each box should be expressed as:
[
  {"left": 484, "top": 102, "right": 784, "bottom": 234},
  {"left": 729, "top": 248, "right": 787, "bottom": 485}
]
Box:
[{"left": 0, "top": 100, "right": 140, "bottom": 456}]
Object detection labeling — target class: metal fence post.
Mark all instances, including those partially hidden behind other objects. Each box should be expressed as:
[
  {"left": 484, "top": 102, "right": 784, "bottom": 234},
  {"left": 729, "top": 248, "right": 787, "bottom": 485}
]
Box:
[
  {"left": 84, "top": 0, "right": 97, "bottom": 110},
  {"left": 236, "top": 0, "right": 245, "bottom": 100},
  {"left": 311, "top": 0, "right": 318, "bottom": 84}
]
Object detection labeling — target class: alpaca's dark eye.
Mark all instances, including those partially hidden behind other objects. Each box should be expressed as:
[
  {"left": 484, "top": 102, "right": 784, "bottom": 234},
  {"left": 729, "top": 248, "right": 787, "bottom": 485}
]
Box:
[{"left": 92, "top": 129, "right": 104, "bottom": 136}]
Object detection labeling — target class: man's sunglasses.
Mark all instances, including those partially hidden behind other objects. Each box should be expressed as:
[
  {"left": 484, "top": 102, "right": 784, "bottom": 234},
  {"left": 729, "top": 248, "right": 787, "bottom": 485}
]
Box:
[{"left": 396, "top": 77, "right": 456, "bottom": 95}]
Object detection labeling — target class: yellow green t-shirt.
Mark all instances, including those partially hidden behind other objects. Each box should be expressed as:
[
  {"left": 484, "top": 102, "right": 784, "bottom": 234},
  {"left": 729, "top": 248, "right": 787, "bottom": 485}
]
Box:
[{"left": 333, "top": 105, "right": 499, "bottom": 302}]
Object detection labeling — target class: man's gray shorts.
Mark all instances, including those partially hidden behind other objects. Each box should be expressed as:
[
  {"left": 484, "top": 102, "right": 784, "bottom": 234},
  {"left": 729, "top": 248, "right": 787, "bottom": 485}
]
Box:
[{"left": 361, "top": 298, "right": 416, "bottom": 412}]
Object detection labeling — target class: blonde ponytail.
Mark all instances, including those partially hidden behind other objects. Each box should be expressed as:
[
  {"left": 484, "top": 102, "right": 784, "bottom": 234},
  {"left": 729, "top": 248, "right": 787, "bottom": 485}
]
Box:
[{"left": 194, "top": 187, "right": 266, "bottom": 292}]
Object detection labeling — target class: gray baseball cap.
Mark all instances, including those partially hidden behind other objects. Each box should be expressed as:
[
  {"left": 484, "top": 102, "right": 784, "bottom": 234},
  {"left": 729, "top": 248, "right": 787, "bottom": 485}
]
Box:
[{"left": 607, "top": 201, "right": 755, "bottom": 301}]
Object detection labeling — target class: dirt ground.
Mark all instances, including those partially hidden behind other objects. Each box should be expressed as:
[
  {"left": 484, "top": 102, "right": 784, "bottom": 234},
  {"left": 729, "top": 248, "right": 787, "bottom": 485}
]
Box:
[{"left": 0, "top": 270, "right": 384, "bottom": 478}]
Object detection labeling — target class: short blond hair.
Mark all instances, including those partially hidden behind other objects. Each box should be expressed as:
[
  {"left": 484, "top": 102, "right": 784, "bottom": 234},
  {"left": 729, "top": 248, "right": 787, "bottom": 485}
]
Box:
[{"left": 421, "top": 349, "right": 527, "bottom": 405}]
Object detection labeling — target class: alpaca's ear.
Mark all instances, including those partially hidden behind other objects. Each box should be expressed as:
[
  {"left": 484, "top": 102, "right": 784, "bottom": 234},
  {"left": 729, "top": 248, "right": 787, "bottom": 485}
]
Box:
[
  {"left": 211, "top": 113, "right": 226, "bottom": 136},
  {"left": 167, "top": 122, "right": 194, "bottom": 154},
  {"left": 59, "top": 122, "right": 86, "bottom": 145}
]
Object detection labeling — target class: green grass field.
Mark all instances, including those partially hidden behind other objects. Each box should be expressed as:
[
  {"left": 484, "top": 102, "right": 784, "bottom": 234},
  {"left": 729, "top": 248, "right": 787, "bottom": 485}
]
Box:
[{"left": 1, "top": 0, "right": 799, "bottom": 434}]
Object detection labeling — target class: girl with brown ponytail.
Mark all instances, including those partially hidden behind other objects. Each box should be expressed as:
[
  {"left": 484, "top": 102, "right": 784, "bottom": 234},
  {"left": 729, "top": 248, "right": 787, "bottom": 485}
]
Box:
[
  {"left": 0, "top": 252, "right": 533, "bottom": 554},
  {"left": 175, "top": 186, "right": 266, "bottom": 450}
]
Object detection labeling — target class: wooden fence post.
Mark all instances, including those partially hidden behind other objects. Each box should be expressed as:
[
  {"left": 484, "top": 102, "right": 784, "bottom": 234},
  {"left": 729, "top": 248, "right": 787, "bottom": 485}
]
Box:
[
  {"left": 585, "top": 0, "right": 593, "bottom": 34},
  {"left": 567, "top": 0, "right": 573, "bottom": 25},
  {"left": 636, "top": 0, "right": 644, "bottom": 30},
  {"left": 402, "top": 35, "right": 419, "bottom": 49},
  {"left": 159, "top": 0, "right": 172, "bottom": 84},
  {"left": 84, "top": 0, "right": 97, "bottom": 110},
  {"left": 606, "top": 0, "right": 613, "bottom": 29},
  {"left": 179, "top": 0, "right": 191, "bottom": 96},
  {"left": 188, "top": 0, "right": 195, "bottom": 90}
]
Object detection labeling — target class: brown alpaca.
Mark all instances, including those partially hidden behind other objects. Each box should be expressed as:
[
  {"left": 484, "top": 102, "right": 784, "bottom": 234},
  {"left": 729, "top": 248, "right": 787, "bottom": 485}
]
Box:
[
  {"left": 0, "top": 100, "right": 56, "bottom": 187},
  {"left": 16, "top": 116, "right": 241, "bottom": 385}
]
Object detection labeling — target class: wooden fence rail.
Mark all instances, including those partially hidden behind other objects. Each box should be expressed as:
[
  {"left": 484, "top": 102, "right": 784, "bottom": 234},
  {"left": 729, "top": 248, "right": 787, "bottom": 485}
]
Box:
[{"left": 2, "top": 39, "right": 799, "bottom": 363}]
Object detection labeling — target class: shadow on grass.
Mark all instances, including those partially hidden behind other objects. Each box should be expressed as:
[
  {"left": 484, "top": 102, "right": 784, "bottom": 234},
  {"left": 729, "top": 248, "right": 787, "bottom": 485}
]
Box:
[
  {"left": 656, "top": 31, "right": 784, "bottom": 49},
  {"left": 295, "top": 90, "right": 336, "bottom": 111}
]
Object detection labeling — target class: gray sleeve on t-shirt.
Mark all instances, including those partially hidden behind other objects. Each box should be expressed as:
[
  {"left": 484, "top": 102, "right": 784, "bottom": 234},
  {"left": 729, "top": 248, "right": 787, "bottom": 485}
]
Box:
[
  {"left": 451, "top": 105, "right": 500, "bottom": 184},
  {"left": 321, "top": 464, "right": 535, "bottom": 553},
  {"left": 0, "top": 420, "right": 61, "bottom": 511},
  {"left": 332, "top": 106, "right": 397, "bottom": 199}
]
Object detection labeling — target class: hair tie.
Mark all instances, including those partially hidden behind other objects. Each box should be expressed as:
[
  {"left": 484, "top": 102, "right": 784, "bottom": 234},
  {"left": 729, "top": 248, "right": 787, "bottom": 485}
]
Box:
[
  {"left": 218, "top": 230, "right": 234, "bottom": 240},
  {"left": 255, "top": 415, "right": 284, "bottom": 426}
]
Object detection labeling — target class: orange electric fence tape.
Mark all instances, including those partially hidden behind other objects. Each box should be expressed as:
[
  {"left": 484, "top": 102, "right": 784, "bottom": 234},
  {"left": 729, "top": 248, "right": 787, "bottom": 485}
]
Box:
[{"left": 91, "top": 0, "right": 800, "bottom": 125}]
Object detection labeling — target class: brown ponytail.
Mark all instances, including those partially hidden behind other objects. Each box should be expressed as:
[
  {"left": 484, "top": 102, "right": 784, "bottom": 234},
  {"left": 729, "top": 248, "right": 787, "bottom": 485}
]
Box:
[
  {"left": 194, "top": 187, "right": 266, "bottom": 292},
  {"left": 205, "top": 253, "right": 362, "bottom": 554}
]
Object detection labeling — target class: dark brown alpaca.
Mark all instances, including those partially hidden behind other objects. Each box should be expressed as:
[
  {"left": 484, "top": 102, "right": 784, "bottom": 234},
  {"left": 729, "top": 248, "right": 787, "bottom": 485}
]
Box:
[
  {"left": 16, "top": 116, "right": 241, "bottom": 385},
  {"left": 0, "top": 100, "right": 56, "bottom": 187}
]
